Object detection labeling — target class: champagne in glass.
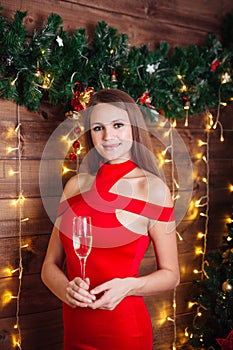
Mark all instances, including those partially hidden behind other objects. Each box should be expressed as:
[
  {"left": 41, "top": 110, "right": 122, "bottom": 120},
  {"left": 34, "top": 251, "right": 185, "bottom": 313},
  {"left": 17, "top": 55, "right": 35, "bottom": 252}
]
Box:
[{"left": 73, "top": 216, "right": 92, "bottom": 280}]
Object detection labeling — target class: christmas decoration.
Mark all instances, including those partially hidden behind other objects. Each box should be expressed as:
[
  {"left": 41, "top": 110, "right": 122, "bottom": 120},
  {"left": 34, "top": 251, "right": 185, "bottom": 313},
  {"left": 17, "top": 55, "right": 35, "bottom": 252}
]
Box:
[
  {"left": 0, "top": 8, "right": 232, "bottom": 119},
  {"left": 138, "top": 90, "right": 152, "bottom": 107},
  {"left": 111, "top": 71, "right": 118, "bottom": 82},
  {"left": 71, "top": 82, "right": 94, "bottom": 112},
  {"left": 211, "top": 59, "right": 221, "bottom": 71},
  {"left": 216, "top": 330, "right": 233, "bottom": 350},
  {"left": 222, "top": 280, "right": 233, "bottom": 292},
  {"left": 188, "top": 211, "right": 233, "bottom": 349}
]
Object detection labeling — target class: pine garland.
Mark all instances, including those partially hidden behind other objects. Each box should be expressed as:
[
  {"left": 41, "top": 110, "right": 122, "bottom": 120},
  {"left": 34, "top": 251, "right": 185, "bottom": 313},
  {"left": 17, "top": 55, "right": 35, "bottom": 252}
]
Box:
[
  {"left": 0, "top": 8, "right": 232, "bottom": 119},
  {"left": 188, "top": 212, "right": 233, "bottom": 348}
]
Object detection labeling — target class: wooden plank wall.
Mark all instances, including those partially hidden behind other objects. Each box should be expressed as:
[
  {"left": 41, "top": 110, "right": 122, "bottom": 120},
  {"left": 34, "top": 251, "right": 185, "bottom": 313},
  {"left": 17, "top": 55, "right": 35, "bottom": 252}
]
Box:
[{"left": 0, "top": 1, "right": 233, "bottom": 349}]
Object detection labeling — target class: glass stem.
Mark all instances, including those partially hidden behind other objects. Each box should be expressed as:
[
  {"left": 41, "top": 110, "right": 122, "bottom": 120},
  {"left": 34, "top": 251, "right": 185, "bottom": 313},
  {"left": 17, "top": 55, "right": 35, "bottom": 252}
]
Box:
[{"left": 80, "top": 257, "right": 86, "bottom": 280}]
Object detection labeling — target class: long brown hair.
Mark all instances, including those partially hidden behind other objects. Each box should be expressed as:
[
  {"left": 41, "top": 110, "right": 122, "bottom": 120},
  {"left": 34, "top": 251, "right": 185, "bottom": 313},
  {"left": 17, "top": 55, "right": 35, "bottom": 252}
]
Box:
[{"left": 83, "top": 88, "right": 158, "bottom": 175}]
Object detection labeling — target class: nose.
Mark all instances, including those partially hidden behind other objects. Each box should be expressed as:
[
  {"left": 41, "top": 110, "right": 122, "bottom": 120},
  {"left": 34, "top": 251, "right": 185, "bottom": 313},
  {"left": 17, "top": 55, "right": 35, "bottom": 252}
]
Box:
[{"left": 103, "top": 125, "right": 115, "bottom": 140}]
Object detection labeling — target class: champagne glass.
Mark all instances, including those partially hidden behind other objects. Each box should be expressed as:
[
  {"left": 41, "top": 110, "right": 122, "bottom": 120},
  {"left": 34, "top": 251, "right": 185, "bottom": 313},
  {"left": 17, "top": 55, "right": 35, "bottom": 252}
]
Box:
[{"left": 73, "top": 216, "right": 92, "bottom": 280}]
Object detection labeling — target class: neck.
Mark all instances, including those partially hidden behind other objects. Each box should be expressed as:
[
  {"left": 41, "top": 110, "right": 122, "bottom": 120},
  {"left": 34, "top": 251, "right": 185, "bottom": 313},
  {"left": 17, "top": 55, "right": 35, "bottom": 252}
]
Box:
[{"left": 105, "top": 156, "right": 131, "bottom": 165}]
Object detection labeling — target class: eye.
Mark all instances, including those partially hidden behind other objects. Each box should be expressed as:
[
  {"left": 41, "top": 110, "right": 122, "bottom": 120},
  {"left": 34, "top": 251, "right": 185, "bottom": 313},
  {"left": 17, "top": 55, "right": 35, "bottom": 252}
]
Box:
[
  {"left": 92, "top": 125, "right": 103, "bottom": 132},
  {"left": 113, "top": 122, "right": 124, "bottom": 129}
]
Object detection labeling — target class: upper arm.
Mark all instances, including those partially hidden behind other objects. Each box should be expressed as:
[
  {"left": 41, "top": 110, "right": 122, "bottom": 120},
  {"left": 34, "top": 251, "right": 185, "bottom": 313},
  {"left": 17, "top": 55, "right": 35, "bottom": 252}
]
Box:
[
  {"left": 43, "top": 217, "right": 65, "bottom": 268},
  {"left": 148, "top": 178, "right": 179, "bottom": 274},
  {"left": 60, "top": 174, "right": 80, "bottom": 201}
]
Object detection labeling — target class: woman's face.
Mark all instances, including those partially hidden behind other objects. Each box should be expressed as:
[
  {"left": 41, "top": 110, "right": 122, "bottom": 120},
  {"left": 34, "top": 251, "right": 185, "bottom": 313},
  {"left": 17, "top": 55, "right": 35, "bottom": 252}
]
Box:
[{"left": 90, "top": 103, "right": 133, "bottom": 163}]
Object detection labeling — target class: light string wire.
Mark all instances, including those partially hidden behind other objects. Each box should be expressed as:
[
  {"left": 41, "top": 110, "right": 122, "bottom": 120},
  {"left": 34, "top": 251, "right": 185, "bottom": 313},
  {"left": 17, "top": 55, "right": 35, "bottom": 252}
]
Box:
[
  {"left": 170, "top": 121, "right": 177, "bottom": 350},
  {"left": 187, "top": 72, "right": 228, "bottom": 343},
  {"left": 187, "top": 112, "right": 213, "bottom": 344},
  {"left": 15, "top": 104, "right": 23, "bottom": 349},
  {"left": 200, "top": 126, "right": 210, "bottom": 281},
  {"left": 164, "top": 119, "right": 178, "bottom": 349}
]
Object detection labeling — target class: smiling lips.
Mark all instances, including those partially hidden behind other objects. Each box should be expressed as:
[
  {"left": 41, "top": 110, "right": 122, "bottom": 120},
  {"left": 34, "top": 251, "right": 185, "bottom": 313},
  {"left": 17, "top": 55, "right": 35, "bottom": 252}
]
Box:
[{"left": 102, "top": 142, "right": 121, "bottom": 150}]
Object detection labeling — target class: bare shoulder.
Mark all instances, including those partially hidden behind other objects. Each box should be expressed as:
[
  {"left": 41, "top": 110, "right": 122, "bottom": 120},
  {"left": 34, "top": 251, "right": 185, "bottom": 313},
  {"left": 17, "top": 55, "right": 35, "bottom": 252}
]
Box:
[
  {"left": 130, "top": 168, "right": 173, "bottom": 207},
  {"left": 61, "top": 172, "right": 94, "bottom": 201}
]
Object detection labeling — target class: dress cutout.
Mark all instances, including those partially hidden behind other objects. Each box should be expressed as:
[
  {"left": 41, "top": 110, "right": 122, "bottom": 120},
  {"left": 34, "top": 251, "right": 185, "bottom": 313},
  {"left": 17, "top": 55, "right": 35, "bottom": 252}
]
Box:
[{"left": 58, "top": 160, "right": 175, "bottom": 350}]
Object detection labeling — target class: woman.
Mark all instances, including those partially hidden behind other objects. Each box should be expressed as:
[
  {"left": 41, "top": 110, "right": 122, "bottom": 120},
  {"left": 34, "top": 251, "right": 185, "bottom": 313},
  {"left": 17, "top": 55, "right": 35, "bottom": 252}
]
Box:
[{"left": 41, "top": 88, "right": 180, "bottom": 350}]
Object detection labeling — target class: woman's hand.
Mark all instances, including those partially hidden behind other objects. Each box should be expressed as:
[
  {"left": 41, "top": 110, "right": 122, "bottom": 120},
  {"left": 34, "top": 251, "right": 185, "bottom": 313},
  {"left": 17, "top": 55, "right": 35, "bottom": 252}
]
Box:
[
  {"left": 66, "top": 277, "right": 96, "bottom": 308},
  {"left": 89, "top": 278, "right": 131, "bottom": 310}
]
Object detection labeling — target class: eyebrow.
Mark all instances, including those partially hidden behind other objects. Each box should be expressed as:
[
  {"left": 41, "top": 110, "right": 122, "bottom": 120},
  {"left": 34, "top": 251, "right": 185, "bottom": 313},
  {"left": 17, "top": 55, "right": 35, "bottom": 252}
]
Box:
[{"left": 91, "top": 119, "right": 128, "bottom": 126}]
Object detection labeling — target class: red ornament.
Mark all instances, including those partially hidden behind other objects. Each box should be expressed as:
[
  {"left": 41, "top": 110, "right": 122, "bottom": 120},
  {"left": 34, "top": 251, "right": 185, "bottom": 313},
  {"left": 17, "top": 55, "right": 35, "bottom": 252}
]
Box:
[
  {"left": 72, "top": 140, "right": 80, "bottom": 149},
  {"left": 211, "top": 59, "right": 221, "bottom": 71},
  {"left": 71, "top": 82, "right": 94, "bottom": 112},
  {"left": 74, "top": 126, "right": 81, "bottom": 135},
  {"left": 111, "top": 71, "right": 118, "bottom": 82},
  {"left": 138, "top": 90, "right": 152, "bottom": 107},
  {"left": 216, "top": 330, "right": 233, "bottom": 350},
  {"left": 69, "top": 152, "right": 77, "bottom": 161}
]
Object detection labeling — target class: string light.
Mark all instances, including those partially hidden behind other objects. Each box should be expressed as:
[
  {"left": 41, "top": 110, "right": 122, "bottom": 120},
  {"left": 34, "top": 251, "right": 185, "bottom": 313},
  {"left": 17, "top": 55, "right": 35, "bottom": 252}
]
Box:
[
  {"left": 207, "top": 111, "right": 214, "bottom": 129},
  {"left": 161, "top": 145, "right": 172, "bottom": 156},
  {"left": 184, "top": 114, "right": 189, "bottom": 127},
  {"left": 156, "top": 118, "right": 180, "bottom": 348},
  {"left": 202, "top": 177, "right": 208, "bottom": 184},
  {"left": 7, "top": 146, "right": 19, "bottom": 153},
  {"left": 4, "top": 105, "right": 25, "bottom": 349},
  {"left": 176, "top": 231, "right": 183, "bottom": 241},
  {"left": 186, "top": 113, "right": 211, "bottom": 344},
  {"left": 8, "top": 169, "right": 20, "bottom": 176},
  {"left": 167, "top": 120, "right": 179, "bottom": 349},
  {"left": 62, "top": 166, "right": 77, "bottom": 175},
  {"left": 198, "top": 139, "right": 207, "bottom": 147},
  {"left": 171, "top": 119, "right": 177, "bottom": 128},
  {"left": 173, "top": 178, "right": 180, "bottom": 189},
  {"left": 197, "top": 232, "right": 205, "bottom": 239},
  {"left": 202, "top": 155, "right": 207, "bottom": 163}
]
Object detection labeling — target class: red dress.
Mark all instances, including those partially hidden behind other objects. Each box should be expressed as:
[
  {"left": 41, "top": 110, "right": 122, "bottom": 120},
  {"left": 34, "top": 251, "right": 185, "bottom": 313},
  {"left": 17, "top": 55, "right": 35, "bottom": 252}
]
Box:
[{"left": 58, "top": 160, "right": 175, "bottom": 350}]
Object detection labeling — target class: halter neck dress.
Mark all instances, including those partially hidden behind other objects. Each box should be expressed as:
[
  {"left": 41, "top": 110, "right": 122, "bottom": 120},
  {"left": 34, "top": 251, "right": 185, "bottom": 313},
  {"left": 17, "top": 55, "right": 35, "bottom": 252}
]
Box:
[{"left": 57, "top": 160, "right": 175, "bottom": 350}]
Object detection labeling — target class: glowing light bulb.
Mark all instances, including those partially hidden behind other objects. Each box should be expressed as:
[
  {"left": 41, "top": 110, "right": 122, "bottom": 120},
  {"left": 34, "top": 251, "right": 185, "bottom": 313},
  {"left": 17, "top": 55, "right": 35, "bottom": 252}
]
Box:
[
  {"left": 7, "top": 147, "right": 18, "bottom": 153},
  {"left": 226, "top": 217, "right": 233, "bottom": 224},
  {"left": 2, "top": 291, "right": 14, "bottom": 306},
  {"left": 21, "top": 217, "right": 29, "bottom": 222},
  {"left": 198, "top": 140, "right": 207, "bottom": 147},
  {"left": 196, "top": 152, "right": 203, "bottom": 160},
  {"left": 12, "top": 334, "right": 21, "bottom": 348},
  {"left": 195, "top": 247, "right": 204, "bottom": 255},
  {"left": 11, "top": 194, "right": 26, "bottom": 206},
  {"left": 207, "top": 113, "right": 213, "bottom": 129},
  {"left": 21, "top": 243, "right": 29, "bottom": 249},
  {"left": 188, "top": 301, "right": 196, "bottom": 308},
  {"left": 62, "top": 166, "right": 76, "bottom": 175},
  {"left": 180, "top": 84, "right": 187, "bottom": 92},
  {"left": 202, "top": 155, "right": 207, "bottom": 163},
  {"left": 171, "top": 119, "right": 177, "bottom": 128},
  {"left": 8, "top": 169, "right": 19, "bottom": 176},
  {"left": 197, "top": 232, "right": 204, "bottom": 239}
]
